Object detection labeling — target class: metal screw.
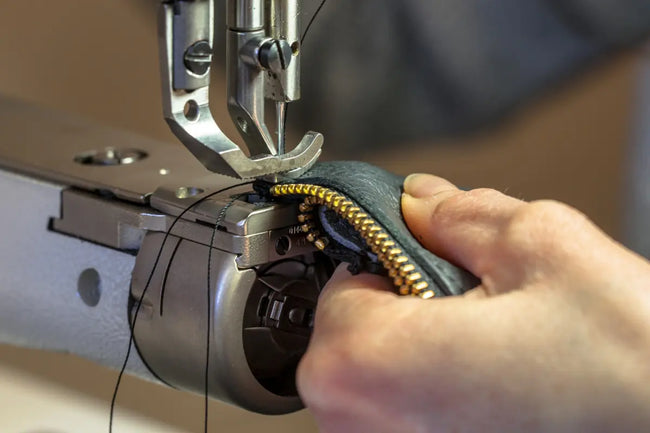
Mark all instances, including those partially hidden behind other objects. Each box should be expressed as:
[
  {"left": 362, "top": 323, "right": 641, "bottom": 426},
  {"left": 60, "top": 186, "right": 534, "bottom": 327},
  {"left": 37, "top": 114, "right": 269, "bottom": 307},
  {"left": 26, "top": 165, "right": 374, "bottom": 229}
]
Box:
[
  {"left": 175, "top": 186, "right": 205, "bottom": 199},
  {"left": 258, "top": 39, "right": 292, "bottom": 74},
  {"left": 74, "top": 148, "right": 147, "bottom": 166},
  {"left": 184, "top": 40, "right": 212, "bottom": 76}
]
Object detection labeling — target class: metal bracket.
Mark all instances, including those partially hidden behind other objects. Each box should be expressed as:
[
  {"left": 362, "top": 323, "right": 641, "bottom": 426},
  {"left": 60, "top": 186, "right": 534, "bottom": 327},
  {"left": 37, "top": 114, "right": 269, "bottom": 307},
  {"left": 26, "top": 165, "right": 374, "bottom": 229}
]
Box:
[{"left": 159, "top": 0, "right": 323, "bottom": 179}]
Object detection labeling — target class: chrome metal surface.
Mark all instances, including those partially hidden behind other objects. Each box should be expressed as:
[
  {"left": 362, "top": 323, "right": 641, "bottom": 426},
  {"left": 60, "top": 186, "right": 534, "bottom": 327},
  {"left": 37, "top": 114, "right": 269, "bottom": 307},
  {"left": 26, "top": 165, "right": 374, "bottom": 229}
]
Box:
[
  {"left": 0, "top": 96, "right": 232, "bottom": 204},
  {"left": 171, "top": 0, "right": 213, "bottom": 91},
  {"left": 0, "top": 90, "right": 332, "bottom": 414},
  {"left": 148, "top": 185, "right": 315, "bottom": 268},
  {"left": 227, "top": 0, "right": 265, "bottom": 30},
  {"left": 265, "top": 0, "right": 301, "bottom": 103},
  {"left": 131, "top": 233, "right": 327, "bottom": 414},
  {"left": 227, "top": 29, "right": 276, "bottom": 155},
  {"left": 53, "top": 189, "right": 168, "bottom": 251},
  {"left": 0, "top": 96, "right": 315, "bottom": 263}
]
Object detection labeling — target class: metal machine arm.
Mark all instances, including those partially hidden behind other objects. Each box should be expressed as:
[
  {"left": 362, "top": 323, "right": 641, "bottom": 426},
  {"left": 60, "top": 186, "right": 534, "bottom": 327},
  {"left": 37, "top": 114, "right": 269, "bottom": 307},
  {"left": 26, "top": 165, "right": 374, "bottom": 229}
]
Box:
[{"left": 0, "top": 0, "right": 331, "bottom": 417}]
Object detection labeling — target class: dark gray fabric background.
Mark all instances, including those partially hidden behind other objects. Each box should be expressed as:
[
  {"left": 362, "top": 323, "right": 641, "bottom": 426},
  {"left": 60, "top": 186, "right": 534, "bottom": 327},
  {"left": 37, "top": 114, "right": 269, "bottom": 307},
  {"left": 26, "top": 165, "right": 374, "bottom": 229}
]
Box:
[{"left": 288, "top": 0, "right": 650, "bottom": 150}]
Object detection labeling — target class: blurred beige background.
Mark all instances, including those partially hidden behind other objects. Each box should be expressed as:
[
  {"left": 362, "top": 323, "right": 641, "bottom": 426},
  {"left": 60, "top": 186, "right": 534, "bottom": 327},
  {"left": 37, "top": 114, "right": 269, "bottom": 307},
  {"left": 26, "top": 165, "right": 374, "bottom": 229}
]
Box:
[{"left": 0, "top": 1, "right": 643, "bottom": 431}]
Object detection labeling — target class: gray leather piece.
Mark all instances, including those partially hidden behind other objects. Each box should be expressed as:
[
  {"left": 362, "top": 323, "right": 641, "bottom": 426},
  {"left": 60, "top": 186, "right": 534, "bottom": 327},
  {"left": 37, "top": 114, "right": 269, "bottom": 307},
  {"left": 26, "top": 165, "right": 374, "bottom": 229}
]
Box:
[
  {"left": 0, "top": 169, "right": 157, "bottom": 382},
  {"left": 266, "top": 161, "right": 479, "bottom": 297}
]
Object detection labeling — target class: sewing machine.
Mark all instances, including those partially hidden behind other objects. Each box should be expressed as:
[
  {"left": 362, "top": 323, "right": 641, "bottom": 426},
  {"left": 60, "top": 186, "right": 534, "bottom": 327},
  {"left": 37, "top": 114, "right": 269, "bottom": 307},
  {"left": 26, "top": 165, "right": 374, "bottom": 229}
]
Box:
[
  {"left": 3, "top": 3, "right": 647, "bottom": 430},
  {"left": 0, "top": 0, "right": 331, "bottom": 415}
]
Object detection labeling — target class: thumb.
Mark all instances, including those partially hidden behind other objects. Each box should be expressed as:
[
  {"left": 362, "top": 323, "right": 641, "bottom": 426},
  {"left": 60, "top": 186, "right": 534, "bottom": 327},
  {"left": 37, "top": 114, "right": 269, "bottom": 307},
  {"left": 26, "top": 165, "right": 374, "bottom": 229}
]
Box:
[{"left": 402, "top": 173, "right": 524, "bottom": 279}]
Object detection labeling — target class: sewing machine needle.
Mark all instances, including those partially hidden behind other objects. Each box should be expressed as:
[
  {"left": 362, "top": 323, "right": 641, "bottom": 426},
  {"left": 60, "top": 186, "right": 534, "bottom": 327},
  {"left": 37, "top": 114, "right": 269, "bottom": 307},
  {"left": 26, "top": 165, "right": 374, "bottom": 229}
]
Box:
[{"left": 276, "top": 101, "right": 287, "bottom": 155}]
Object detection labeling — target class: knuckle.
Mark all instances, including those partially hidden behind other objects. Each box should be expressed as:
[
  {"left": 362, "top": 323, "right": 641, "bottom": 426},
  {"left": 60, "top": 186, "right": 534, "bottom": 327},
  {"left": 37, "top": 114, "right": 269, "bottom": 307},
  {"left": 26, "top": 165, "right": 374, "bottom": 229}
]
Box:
[
  {"left": 467, "top": 187, "right": 506, "bottom": 201},
  {"left": 516, "top": 200, "right": 586, "bottom": 229},
  {"left": 531, "top": 199, "right": 584, "bottom": 219},
  {"left": 503, "top": 200, "right": 589, "bottom": 256}
]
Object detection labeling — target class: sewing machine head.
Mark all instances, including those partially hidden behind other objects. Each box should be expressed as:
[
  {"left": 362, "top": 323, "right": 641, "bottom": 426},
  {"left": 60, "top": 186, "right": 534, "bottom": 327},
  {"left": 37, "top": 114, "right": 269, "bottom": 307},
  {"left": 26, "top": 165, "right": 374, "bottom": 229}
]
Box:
[
  {"left": 159, "top": 0, "right": 323, "bottom": 180},
  {"left": 0, "top": 0, "right": 330, "bottom": 418}
]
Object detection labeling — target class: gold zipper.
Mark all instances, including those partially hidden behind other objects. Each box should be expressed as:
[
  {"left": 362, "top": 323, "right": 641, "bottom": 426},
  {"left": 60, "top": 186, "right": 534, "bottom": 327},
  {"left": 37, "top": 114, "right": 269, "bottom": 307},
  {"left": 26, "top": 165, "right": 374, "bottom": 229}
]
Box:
[{"left": 270, "top": 184, "right": 434, "bottom": 299}]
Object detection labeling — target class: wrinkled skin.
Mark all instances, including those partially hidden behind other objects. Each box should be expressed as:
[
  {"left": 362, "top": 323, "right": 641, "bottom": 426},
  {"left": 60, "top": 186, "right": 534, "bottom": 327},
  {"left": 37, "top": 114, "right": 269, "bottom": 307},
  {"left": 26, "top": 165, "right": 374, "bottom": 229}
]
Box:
[{"left": 297, "top": 173, "right": 650, "bottom": 433}]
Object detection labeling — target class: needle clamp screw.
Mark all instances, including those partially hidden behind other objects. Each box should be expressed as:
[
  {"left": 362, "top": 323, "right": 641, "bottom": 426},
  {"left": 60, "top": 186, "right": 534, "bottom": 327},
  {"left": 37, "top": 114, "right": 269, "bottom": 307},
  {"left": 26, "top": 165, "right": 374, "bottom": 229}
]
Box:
[
  {"left": 258, "top": 39, "right": 293, "bottom": 74},
  {"left": 184, "top": 40, "right": 213, "bottom": 76}
]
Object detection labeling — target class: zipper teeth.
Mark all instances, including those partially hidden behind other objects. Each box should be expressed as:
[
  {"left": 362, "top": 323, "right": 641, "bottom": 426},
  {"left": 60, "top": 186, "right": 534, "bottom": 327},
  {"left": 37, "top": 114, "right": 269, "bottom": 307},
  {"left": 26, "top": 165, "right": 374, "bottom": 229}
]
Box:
[{"left": 270, "top": 184, "right": 434, "bottom": 299}]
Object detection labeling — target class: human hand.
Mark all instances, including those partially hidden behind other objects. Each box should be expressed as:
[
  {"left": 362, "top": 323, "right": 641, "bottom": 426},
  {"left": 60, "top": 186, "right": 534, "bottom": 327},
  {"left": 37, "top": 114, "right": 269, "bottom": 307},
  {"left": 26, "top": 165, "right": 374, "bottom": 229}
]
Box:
[{"left": 297, "top": 173, "right": 650, "bottom": 433}]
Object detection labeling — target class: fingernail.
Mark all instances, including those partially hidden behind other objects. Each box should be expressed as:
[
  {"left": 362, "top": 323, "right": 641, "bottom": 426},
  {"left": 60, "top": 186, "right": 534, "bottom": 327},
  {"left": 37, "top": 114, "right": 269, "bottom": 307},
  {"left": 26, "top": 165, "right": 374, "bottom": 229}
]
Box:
[{"left": 404, "top": 173, "right": 456, "bottom": 199}]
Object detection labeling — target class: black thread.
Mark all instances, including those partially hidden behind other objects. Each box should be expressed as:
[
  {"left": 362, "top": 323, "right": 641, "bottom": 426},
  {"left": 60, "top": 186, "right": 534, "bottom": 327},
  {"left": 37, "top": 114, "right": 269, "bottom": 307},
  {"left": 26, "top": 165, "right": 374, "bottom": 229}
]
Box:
[
  {"left": 159, "top": 237, "right": 182, "bottom": 316},
  {"left": 109, "top": 181, "right": 253, "bottom": 433},
  {"left": 301, "top": 0, "right": 328, "bottom": 45},
  {"left": 204, "top": 193, "right": 247, "bottom": 433},
  {"left": 282, "top": 0, "right": 328, "bottom": 146}
]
